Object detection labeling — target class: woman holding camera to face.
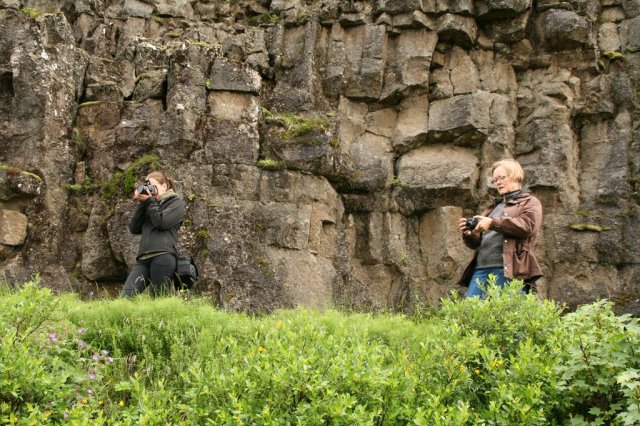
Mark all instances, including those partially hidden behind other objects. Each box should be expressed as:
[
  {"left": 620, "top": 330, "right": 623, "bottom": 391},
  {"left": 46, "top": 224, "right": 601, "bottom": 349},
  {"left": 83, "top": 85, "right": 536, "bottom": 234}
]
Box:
[
  {"left": 121, "top": 171, "right": 185, "bottom": 298},
  {"left": 458, "top": 159, "right": 543, "bottom": 298}
]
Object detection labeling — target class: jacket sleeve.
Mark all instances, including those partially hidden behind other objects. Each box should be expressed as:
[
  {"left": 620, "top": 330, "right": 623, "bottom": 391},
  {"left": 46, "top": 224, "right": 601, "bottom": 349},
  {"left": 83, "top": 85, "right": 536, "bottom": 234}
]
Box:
[
  {"left": 146, "top": 197, "right": 185, "bottom": 230},
  {"left": 491, "top": 197, "right": 542, "bottom": 239},
  {"left": 128, "top": 203, "right": 147, "bottom": 234},
  {"left": 462, "top": 232, "right": 481, "bottom": 249}
]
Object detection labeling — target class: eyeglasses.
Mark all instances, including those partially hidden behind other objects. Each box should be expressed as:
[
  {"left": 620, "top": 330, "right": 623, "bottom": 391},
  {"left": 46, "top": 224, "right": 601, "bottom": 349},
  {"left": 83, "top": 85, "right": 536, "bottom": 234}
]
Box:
[{"left": 491, "top": 175, "right": 509, "bottom": 184}]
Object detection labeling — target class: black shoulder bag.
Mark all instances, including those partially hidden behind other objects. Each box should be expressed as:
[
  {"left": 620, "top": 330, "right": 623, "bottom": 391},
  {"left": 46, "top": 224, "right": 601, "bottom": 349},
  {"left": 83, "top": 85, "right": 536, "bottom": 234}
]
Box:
[{"left": 174, "top": 250, "right": 198, "bottom": 290}]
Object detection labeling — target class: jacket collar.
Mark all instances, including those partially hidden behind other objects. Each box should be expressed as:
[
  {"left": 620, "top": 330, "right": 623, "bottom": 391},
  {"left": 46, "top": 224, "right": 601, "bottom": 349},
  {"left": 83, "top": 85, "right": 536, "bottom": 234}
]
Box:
[{"left": 492, "top": 190, "right": 529, "bottom": 206}]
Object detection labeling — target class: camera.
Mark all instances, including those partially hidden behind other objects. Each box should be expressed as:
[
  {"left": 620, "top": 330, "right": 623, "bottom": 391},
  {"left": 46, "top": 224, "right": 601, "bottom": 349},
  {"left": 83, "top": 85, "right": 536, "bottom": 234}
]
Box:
[
  {"left": 464, "top": 217, "right": 479, "bottom": 231},
  {"left": 136, "top": 181, "right": 157, "bottom": 196}
]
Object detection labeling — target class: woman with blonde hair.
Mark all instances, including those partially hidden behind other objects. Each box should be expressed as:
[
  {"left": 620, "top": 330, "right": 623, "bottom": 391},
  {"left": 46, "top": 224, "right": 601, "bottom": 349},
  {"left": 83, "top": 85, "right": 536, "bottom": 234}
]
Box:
[
  {"left": 121, "top": 171, "right": 185, "bottom": 297},
  {"left": 458, "top": 159, "right": 543, "bottom": 297}
]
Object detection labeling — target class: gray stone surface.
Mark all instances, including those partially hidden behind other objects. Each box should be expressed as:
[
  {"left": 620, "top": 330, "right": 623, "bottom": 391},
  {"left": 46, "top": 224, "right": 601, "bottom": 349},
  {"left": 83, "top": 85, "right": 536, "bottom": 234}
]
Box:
[
  {"left": 0, "top": 0, "right": 638, "bottom": 314},
  {"left": 394, "top": 145, "right": 479, "bottom": 214},
  {"left": 419, "top": 206, "right": 467, "bottom": 284},
  {"left": 204, "top": 92, "right": 260, "bottom": 165},
  {"left": 436, "top": 14, "right": 478, "bottom": 49},
  {"left": 620, "top": 15, "right": 640, "bottom": 52},
  {"left": 208, "top": 58, "right": 262, "bottom": 94},
  {"left": 475, "top": 0, "right": 531, "bottom": 20},
  {"left": 599, "top": 22, "right": 622, "bottom": 52},
  {"left": 536, "top": 9, "right": 590, "bottom": 51},
  {"left": 82, "top": 202, "right": 127, "bottom": 281},
  {"left": 427, "top": 92, "right": 492, "bottom": 146},
  {"left": 0, "top": 210, "right": 28, "bottom": 246},
  {"left": 124, "top": 0, "right": 154, "bottom": 18}
]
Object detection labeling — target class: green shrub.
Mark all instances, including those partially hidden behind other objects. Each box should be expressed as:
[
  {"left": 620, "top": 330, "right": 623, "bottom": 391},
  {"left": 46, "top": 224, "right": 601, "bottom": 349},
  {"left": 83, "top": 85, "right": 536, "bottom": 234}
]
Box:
[
  {"left": 0, "top": 279, "right": 116, "bottom": 423},
  {"left": 553, "top": 300, "right": 640, "bottom": 425},
  {"left": 2, "top": 279, "right": 640, "bottom": 424}
]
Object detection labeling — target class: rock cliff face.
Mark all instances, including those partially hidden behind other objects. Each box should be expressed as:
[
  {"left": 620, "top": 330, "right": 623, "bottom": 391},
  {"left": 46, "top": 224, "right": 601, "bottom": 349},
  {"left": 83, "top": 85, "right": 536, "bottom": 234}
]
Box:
[{"left": 0, "top": 0, "right": 638, "bottom": 313}]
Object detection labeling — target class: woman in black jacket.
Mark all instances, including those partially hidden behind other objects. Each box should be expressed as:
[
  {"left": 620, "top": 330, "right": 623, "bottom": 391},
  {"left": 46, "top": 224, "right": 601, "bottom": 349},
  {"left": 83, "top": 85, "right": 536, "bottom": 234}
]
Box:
[{"left": 121, "top": 171, "right": 185, "bottom": 298}]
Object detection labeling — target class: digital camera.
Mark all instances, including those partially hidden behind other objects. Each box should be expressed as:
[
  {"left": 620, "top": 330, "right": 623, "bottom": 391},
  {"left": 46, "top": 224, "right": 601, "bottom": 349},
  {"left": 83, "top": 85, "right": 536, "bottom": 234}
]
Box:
[
  {"left": 464, "top": 217, "right": 479, "bottom": 231},
  {"left": 136, "top": 181, "right": 158, "bottom": 196}
]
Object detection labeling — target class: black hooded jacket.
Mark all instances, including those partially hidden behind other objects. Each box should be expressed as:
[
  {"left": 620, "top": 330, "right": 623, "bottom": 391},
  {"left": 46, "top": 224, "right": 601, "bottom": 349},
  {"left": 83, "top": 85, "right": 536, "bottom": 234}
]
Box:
[{"left": 129, "top": 194, "right": 185, "bottom": 259}]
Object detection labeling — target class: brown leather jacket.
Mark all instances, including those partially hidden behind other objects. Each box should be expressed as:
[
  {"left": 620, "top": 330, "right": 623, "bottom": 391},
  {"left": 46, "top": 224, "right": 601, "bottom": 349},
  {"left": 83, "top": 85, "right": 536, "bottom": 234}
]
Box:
[{"left": 458, "top": 192, "right": 543, "bottom": 287}]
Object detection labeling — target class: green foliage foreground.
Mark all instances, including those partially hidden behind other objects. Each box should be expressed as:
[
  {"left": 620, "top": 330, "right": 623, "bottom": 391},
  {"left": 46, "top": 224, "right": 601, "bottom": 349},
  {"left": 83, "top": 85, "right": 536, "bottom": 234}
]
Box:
[{"left": 1, "top": 280, "right": 640, "bottom": 425}]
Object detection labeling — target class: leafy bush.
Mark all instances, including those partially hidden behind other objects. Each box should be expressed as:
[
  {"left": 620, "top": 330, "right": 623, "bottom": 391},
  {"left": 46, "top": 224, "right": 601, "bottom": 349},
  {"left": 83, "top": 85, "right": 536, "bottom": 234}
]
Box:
[
  {"left": 0, "top": 279, "right": 116, "bottom": 423},
  {"left": 553, "top": 300, "right": 640, "bottom": 425},
  {"left": 1, "top": 280, "right": 639, "bottom": 424}
]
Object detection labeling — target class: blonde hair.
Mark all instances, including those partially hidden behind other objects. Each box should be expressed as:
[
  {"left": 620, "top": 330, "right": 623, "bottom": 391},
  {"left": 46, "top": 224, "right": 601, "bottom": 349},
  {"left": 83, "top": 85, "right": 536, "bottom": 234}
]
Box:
[
  {"left": 146, "top": 171, "right": 175, "bottom": 190},
  {"left": 491, "top": 159, "right": 524, "bottom": 184}
]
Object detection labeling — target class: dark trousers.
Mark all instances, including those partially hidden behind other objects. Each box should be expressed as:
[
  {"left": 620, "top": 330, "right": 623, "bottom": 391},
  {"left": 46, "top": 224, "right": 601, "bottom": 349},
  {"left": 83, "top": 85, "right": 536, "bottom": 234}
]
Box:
[{"left": 121, "top": 254, "right": 176, "bottom": 298}]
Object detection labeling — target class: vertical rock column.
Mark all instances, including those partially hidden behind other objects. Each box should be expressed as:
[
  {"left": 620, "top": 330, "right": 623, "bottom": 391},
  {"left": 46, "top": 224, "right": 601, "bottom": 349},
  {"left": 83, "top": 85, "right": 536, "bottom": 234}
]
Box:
[{"left": 1, "top": 12, "right": 83, "bottom": 290}]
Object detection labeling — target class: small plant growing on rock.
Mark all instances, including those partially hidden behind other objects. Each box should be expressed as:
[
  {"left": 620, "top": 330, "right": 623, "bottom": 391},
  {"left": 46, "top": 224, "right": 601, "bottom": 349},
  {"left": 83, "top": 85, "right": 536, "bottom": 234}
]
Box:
[
  {"left": 399, "top": 251, "right": 408, "bottom": 266},
  {"left": 569, "top": 223, "right": 611, "bottom": 232},
  {"left": 262, "top": 109, "right": 330, "bottom": 139},
  {"left": 151, "top": 15, "right": 168, "bottom": 23},
  {"left": 78, "top": 101, "right": 106, "bottom": 108},
  {"left": 195, "top": 229, "right": 210, "bottom": 250},
  {"left": 257, "top": 159, "right": 286, "bottom": 170},
  {"left": 20, "top": 7, "right": 42, "bottom": 18},
  {"left": 101, "top": 154, "right": 161, "bottom": 200},
  {"left": 602, "top": 51, "right": 625, "bottom": 61},
  {"left": 63, "top": 175, "right": 95, "bottom": 195},
  {"left": 246, "top": 13, "right": 280, "bottom": 26},
  {"left": 0, "top": 164, "right": 42, "bottom": 181}
]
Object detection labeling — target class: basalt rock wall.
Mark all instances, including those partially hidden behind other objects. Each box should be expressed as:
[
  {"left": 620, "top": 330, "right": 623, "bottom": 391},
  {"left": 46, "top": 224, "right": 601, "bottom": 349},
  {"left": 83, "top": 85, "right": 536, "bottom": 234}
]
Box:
[{"left": 0, "top": 0, "right": 639, "bottom": 313}]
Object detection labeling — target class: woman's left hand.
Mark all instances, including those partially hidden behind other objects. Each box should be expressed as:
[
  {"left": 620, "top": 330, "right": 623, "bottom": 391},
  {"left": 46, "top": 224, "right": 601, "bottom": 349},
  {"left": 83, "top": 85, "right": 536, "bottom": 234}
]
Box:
[
  {"left": 473, "top": 216, "right": 493, "bottom": 233},
  {"left": 133, "top": 190, "right": 152, "bottom": 203}
]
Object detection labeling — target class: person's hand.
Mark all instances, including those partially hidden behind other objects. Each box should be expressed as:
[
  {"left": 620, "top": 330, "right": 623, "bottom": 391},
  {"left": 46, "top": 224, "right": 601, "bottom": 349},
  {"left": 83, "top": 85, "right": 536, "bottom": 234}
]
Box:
[
  {"left": 473, "top": 216, "right": 493, "bottom": 233},
  {"left": 133, "top": 189, "right": 152, "bottom": 203},
  {"left": 458, "top": 218, "right": 473, "bottom": 236}
]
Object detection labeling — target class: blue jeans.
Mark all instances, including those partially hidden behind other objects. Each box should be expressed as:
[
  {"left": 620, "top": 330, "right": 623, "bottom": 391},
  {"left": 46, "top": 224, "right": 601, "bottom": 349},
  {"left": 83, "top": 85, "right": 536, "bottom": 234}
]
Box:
[{"left": 466, "top": 267, "right": 508, "bottom": 298}]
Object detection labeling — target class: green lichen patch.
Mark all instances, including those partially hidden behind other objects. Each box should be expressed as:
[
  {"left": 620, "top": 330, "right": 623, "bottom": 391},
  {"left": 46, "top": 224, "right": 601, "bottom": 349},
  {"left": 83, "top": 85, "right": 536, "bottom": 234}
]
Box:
[
  {"left": 0, "top": 164, "right": 43, "bottom": 182},
  {"left": 186, "top": 39, "right": 214, "bottom": 48},
  {"left": 602, "top": 51, "right": 625, "bottom": 61},
  {"left": 151, "top": 15, "right": 168, "bottom": 23},
  {"left": 257, "top": 159, "right": 286, "bottom": 170},
  {"left": 102, "top": 154, "right": 161, "bottom": 200},
  {"left": 20, "top": 7, "right": 42, "bottom": 18},
  {"left": 195, "top": 229, "right": 210, "bottom": 252},
  {"left": 569, "top": 223, "right": 611, "bottom": 232},
  {"left": 78, "top": 101, "right": 106, "bottom": 108}
]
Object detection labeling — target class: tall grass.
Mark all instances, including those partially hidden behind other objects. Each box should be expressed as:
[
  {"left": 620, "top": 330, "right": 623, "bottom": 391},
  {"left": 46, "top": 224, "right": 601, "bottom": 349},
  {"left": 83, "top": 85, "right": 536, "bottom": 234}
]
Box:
[{"left": 1, "top": 278, "right": 639, "bottom": 424}]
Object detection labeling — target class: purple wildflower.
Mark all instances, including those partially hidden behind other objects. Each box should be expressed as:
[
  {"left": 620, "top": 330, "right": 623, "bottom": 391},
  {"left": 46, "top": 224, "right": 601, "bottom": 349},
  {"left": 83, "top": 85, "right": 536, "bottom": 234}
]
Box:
[
  {"left": 107, "top": 357, "right": 114, "bottom": 363},
  {"left": 89, "top": 373, "right": 96, "bottom": 380},
  {"left": 64, "top": 412, "right": 70, "bottom": 419},
  {"left": 76, "top": 328, "right": 86, "bottom": 334},
  {"left": 48, "top": 332, "right": 58, "bottom": 342},
  {"left": 87, "top": 389, "right": 94, "bottom": 395},
  {"left": 92, "top": 353, "right": 100, "bottom": 361},
  {"left": 101, "top": 350, "right": 109, "bottom": 356}
]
